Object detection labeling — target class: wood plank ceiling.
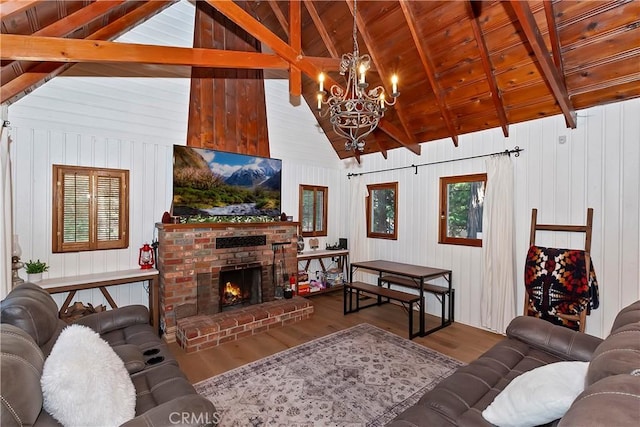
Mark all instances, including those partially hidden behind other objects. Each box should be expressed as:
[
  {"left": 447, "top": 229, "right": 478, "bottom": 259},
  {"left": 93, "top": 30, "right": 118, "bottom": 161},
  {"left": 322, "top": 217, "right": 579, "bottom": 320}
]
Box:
[{"left": 1, "top": 0, "right": 639, "bottom": 160}]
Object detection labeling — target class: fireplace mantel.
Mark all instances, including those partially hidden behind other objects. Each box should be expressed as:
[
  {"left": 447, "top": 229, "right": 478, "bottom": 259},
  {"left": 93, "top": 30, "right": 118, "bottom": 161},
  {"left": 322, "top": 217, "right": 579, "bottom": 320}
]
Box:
[
  {"left": 156, "top": 221, "right": 300, "bottom": 231},
  {"left": 156, "top": 221, "right": 299, "bottom": 342}
]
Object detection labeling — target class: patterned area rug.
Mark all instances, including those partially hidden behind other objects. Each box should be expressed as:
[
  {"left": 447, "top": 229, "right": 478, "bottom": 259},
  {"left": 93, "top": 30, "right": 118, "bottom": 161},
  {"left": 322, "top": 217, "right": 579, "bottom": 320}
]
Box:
[{"left": 195, "top": 323, "right": 464, "bottom": 426}]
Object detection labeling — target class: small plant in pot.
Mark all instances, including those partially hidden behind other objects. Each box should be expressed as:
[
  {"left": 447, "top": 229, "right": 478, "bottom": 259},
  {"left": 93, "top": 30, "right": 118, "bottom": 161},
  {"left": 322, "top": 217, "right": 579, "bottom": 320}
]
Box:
[{"left": 24, "top": 259, "right": 49, "bottom": 282}]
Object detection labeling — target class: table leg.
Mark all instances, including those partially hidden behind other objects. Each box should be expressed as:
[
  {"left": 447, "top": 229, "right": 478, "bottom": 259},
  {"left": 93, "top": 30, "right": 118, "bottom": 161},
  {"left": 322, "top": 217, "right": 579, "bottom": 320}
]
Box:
[
  {"left": 59, "top": 290, "right": 77, "bottom": 318},
  {"left": 419, "top": 278, "right": 425, "bottom": 336},
  {"left": 99, "top": 287, "right": 118, "bottom": 309},
  {"left": 150, "top": 276, "right": 160, "bottom": 335}
]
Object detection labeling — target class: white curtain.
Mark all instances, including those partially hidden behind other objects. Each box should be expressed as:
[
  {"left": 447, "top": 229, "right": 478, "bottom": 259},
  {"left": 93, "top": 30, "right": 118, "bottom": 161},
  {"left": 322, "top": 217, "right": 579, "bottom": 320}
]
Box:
[
  {"left": 1, "top": 122, "right": 12, "bottom": 298},
  {"left": 348, "top": 178, "right": 369, "bottom": 282},
  {"left": 481, "top": 154, "right": 516, "bottom": 334}
]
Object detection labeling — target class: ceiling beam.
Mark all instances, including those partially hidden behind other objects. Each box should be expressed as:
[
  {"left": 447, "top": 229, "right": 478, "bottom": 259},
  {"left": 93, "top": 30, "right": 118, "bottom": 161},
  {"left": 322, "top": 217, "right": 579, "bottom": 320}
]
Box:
[
  {"left": 399, "top": 0, "right": 459, "bottom": 147},
  {"left": 465, "top": 1, "right": 509, "bottom": 137},
  {"left": 1, "top": 1, "right": 126, "bottom": 75},
  {"left": 346, "top": 0, "right": 420, "bottom": 156},
  {"left": 1, "top": 0, "right": 174, "bottom": 104},
  {"left": 0, "top": 0, "right": 39, "bottom": 20},
  {"left": 509, "top": 0, "right": 577, "bottom": 128},
  {"left": 289, "top": 0, "right": 302, "bottom": 97},
  {"left": 303, "top": 0, "right": 339, "bottom": 59},
  {"left": 266, "top": 0, "right": 289, "bottom": 38},
  {"left": 0, "top": 34, "right": 290, "bottom": 69},
  {"left": 204, "top": 0, "right": 414, "bottom": 149}
]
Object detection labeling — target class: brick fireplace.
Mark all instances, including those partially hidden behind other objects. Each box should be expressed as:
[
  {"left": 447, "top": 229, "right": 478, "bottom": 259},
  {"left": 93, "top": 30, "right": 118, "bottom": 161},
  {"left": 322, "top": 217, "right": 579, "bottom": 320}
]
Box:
[{"left": 156, "top": 222, "right": 298, "bottom": 342}]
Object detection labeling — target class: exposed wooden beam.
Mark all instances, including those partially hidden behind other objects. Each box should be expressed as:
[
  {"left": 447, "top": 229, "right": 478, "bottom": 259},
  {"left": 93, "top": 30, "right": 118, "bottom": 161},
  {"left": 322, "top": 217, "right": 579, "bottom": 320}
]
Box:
[
  {"left": 205, "top": 0, "right": 414, "bottom": 149},
  {"left": 0, "top": 0, "right": 39, "bottom": 20},
  {"left": 289, "top": 0, "right": 302, "bottom": 97},
  {"left": 465, "top": 1, "right": 509, "bottom": 137},
  {"left": 303, "top": 0, "right": 339, "bottom": 59},
  {"left": 0, "top": 34, "right": 290, "bottom": 69},
  {"left": 509, "top": 0, "right": 577, "bottom": 128},
  {"left": 346, "top": 0, "right": 419, "bottom": 155},
  {"left": 1, "top": 1, "right": 174, "bottom": 104},
  {"left": 399, "top": 0, "right": 459, "bottom": 147},
  {"left": 543, "top": 0, "right": 564, "bottom": 73},
  {"left": 1, "top": 1, "right": 126, "bottom": 75},
  {"left": 266, "top": 0, "right": 289, "bottom": 38},
  {"left": 32, "top": 1, "right": 126, "bottom": 37}
]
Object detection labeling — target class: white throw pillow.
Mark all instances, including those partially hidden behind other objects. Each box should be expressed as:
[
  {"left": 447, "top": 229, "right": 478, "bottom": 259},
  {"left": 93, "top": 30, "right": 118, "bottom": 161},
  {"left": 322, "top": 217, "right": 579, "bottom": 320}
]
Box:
[
  {"left": 41, "top": 324, "right": 136, "bottom": 426},
  {"left": 482, "top": 361, "right": 589, "bottom": 427}
]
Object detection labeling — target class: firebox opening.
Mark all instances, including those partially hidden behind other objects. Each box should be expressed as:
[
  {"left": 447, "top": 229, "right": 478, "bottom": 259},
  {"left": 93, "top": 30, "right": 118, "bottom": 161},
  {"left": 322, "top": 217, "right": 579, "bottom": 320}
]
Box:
[{"left": 219, "top": 266, "right": 262, "bottom": 311}]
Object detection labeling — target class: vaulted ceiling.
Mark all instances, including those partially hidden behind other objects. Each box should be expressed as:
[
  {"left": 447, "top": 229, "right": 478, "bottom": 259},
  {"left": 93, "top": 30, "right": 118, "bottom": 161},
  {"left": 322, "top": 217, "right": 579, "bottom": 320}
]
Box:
[{"left": 1, "top": 0, "right": 639, "bottom": 160}]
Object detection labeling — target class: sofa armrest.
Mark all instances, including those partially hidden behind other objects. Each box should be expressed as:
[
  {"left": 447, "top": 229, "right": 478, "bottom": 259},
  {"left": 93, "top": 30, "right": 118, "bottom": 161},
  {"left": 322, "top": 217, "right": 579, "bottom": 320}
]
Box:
[
  {"left": 506, "top": 316, "right": 603, "bottom": 361},
  {"left": 120, "top": 395, "right": 218, "bottom": 427},
  {"left": 73, "top": 305, "right": 150, "bottom": 334}
]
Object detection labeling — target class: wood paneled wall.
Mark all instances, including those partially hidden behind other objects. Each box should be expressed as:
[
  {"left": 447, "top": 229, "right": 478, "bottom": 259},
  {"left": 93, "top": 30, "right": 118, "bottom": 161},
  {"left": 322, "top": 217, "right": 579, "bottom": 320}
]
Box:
[{"left": 186, "top": 1, "right": 270, "bottom": 156}]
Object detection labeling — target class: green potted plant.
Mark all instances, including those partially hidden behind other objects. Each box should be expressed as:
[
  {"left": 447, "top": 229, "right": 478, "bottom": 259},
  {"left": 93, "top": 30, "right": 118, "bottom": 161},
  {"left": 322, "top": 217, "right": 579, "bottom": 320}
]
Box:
[{"left": 24, "top": 259, "right": 49, "bottom": 282}]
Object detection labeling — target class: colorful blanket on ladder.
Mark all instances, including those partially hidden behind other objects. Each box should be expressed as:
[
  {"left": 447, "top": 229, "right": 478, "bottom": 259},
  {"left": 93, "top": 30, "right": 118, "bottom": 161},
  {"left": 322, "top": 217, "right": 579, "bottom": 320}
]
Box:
[{"left": 525, "top": 245, "right": 599, "bottom": 330}]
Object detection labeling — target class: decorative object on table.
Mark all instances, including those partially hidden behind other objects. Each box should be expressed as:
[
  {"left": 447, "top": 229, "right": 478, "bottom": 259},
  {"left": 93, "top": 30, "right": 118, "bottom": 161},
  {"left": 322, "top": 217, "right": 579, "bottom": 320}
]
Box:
[
  {"left": 315, "top": 0, "right": 399, "bottom": 152},
  {"left": 309, "top": 237, "right": 319, "bottom": 249},
  {"left": 296, "top": 235, "right": 305, "bottom": 253},
  {"left": 194, "top": 323, "right": 462, "bottom": 426},
  {"left": 280, "top": 212, "right": 288, "bottom": 221},
  {"left": 11, "top": 234, "right": 24, "bottom": 286},
  {"left": 138, "top": 243, "right": 155, "bottom": 269},
  {"left": 24, "top": 259, "right": 48, "bottom": 283}
]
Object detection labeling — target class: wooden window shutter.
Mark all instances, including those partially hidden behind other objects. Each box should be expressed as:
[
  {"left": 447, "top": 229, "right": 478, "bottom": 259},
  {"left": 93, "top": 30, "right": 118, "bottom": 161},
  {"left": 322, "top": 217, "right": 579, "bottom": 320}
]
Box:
[{"left": 53, "top": 165, "right": 129, "bottom": 253}]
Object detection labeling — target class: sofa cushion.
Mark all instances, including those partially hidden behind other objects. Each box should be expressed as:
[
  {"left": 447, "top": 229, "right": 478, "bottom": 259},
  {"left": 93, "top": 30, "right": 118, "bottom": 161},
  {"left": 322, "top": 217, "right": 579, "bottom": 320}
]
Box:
[
  {"left": 482, "top": 361, "right": 589, "bottom": 427},
  {"left": 0, "top": 324, "right": 45, "bottom": 427},
  {"left": 0, "top": 283, "right": 66, "bottom": 356},
  {"left": 558, "top": 373, "right": 640, "bottom": 426},
  {"left": 586, "top": 321, "right": 640, "bottom": 386},
  {"left": 41, "top": 324, "right": 136, "bottom": 426}
]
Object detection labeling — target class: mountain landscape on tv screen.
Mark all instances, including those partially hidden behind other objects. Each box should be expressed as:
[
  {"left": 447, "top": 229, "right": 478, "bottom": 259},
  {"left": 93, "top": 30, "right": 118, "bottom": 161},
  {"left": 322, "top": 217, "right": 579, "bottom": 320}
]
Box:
[{"left": 172, "top": 146, "right": 282, "bottom": 217}]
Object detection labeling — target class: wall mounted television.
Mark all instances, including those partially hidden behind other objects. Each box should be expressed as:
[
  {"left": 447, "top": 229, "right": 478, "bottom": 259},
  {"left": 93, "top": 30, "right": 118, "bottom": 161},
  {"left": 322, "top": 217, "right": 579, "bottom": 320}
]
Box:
[{"left": 172, "top": 146, "right": 282, "bottom": 218}]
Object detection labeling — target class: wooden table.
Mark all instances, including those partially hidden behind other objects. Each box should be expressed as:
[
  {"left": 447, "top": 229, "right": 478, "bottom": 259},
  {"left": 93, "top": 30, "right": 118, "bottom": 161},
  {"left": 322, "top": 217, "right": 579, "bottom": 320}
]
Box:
[
  {"left": 349, "top": 260, "right": 453, "bottom": 336},
  {"left": 38, "top": 268, "right": 160, "bottom": 335}
]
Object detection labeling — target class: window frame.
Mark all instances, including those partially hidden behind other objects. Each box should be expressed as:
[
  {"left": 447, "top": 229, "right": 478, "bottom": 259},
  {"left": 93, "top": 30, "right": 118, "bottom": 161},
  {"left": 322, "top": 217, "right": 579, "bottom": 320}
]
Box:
[
  {"left": 366, "top": 181, "right": 398, "bottom": 240},
  {"left": 52, "top": 164, "right": 129, "bottom": 253},
  {"left": 298, "top": 184, "right": 328, "bottom": 237},
  {"left": 438, "top": 173, "right": 486, "bottom": 247}
]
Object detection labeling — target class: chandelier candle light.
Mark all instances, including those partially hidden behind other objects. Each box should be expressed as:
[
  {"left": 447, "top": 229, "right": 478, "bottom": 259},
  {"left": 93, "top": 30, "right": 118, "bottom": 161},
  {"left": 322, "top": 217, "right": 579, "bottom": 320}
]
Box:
[{"left": 316, "top": 0, "right": 399, "bottom": 152}]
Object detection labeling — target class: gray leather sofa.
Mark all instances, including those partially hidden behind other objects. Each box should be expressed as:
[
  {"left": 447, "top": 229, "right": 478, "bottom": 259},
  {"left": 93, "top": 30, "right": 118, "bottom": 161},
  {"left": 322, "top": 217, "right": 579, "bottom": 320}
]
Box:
[
  {"left": 390, "top": 300, "right": 640, "bottom": 426},
  {"left": 0, "top": 282, "right": 216, "bottom": 426}
]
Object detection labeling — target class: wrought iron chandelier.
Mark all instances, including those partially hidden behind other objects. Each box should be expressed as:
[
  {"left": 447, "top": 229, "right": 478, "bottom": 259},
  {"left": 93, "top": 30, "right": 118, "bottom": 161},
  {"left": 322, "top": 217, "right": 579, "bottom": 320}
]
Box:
[{"left": 316, "top": 0, "right": 399, "bottom": 152}]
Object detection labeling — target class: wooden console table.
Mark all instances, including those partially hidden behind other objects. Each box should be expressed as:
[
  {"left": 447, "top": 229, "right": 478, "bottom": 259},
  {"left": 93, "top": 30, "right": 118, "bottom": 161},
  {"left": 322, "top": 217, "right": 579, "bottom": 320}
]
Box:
[
  {"left": 297, "top": 249, "right": 349, "bottom": 295},
  {"left": 38, "top": 268, "right": 159, "bottom": 335}
]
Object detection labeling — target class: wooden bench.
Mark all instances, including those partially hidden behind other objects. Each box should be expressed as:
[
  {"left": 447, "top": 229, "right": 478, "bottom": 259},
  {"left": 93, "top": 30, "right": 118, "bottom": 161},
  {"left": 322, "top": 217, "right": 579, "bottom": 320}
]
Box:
[
  {"left": 378, "top": 275, "right": 455, "bottom": 333},
  {"left": 344, "top": 281, "right": 421, "bottom": 339}
]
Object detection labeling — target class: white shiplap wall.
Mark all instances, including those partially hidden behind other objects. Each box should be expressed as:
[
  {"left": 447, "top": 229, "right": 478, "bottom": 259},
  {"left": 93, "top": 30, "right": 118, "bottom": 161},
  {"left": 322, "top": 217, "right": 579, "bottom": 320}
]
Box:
[
  {"left": 7, "top": 1, "right": 345, "bottom": 308},
  {"left": 5, "top": 0, "right": 638, "bottom": 338},
  {"left": 343, "top": 98, "right": 640, "bottom": 338}
]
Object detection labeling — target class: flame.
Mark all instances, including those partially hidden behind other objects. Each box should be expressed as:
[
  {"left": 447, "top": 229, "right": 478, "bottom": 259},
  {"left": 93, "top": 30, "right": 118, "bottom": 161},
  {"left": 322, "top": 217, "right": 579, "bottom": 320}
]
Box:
[{"left": 225, "top": 282, "right": 240, "bottom": 297}]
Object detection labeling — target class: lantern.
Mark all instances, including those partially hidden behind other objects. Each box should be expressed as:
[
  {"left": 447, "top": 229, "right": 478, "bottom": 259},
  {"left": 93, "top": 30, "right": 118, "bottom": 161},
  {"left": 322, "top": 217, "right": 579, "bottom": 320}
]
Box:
[{"left": 138, "top": 243, "right": 155, "bottom": 269}]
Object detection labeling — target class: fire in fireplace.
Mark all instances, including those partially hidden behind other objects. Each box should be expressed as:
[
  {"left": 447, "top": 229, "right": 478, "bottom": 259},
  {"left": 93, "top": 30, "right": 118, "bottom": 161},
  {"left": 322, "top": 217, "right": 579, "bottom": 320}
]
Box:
[{"left": 219, "top": 266, "right": 262, "bottom": 311}]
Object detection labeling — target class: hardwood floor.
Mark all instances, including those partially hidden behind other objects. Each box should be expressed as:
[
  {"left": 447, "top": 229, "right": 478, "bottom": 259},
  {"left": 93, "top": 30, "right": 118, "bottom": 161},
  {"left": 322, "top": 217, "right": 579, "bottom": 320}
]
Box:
[{"left": 168, "top": 292, "right": 505, "bottom": 384}]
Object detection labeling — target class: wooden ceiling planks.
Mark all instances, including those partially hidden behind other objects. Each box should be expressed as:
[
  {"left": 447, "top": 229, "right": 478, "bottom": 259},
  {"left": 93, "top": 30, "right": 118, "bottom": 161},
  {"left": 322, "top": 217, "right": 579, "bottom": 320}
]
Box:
[{"left": 0, "top": 0, "right": 638, "bottom": 159}]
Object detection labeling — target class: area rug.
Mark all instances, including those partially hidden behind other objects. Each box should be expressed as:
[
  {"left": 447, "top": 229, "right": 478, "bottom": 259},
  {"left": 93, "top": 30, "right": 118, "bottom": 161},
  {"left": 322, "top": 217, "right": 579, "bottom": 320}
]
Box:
[{"left": 194, "top": 323, "right": 464, "bottom": 426}]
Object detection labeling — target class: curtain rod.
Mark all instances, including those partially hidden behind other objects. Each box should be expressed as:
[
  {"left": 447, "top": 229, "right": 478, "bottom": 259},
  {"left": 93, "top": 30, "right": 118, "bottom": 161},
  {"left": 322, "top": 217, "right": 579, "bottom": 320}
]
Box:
[{"left": 347, "top": 146, "right": 523, "bottom": 179}]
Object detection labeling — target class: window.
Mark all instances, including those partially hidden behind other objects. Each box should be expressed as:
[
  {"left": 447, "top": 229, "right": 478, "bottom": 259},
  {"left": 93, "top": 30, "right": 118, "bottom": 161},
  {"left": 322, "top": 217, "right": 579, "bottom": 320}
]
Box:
[
  {"left": 52, "top": 165, "right": 129, "bottom": 253},
  {"left": 438, "top": 173, "right": 486, "bottom": 247},
  {"left": 299, "top": 185, "right": 327, "bottom": 237},
  {"left": 366, "top": 182, "right": 398, "bottom": 240}
]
